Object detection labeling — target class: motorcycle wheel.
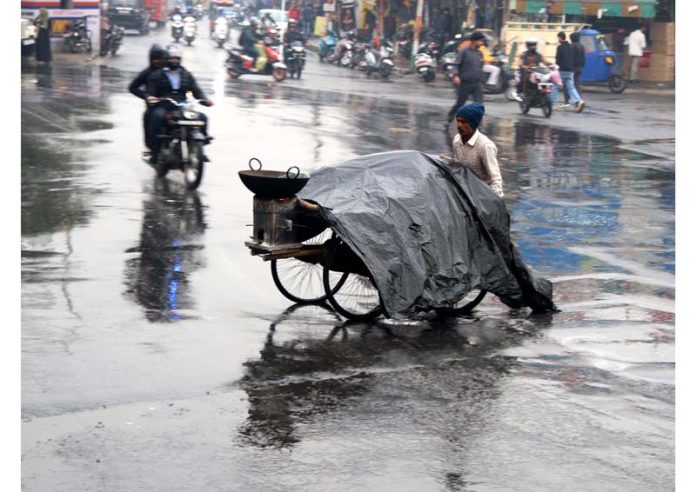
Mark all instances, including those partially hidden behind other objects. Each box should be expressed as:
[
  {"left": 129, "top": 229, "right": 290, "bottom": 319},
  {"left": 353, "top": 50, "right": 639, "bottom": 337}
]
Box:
[
  {"left": 542, "top": 95, "right": 553, "bottom": 118},
  {"left": 296, "top": 65, "right": 302, "bottom": 80},
  {"left": 609, "top": 74, "right": 627, "bottom": 94},
  {"left": 68, "top": 39, "right": 78, "bottom": 54},
  {"left": 155, "top": 152, "right": 169, "bottom": 178},
  {"left": 85, "top": 39, "right": 92, "bottom": 53},
  {"left": 186, "top": 39, "right": 193, "bottom": 46},
  {"left": 111, "top": 46, "right": 119, "bottom": 56},
  {"left": 99, "top": 45, "right": 108, "bottom": 56},
  {"left": 425, "top": 70, "right": 435, "bottom": 82},
  {"left": 184, "top": 141, "right": 204, "bottom": 190},
  {"left": 227, "top": 68, "right": 240, "bottom": 79},
  {"left": 520, "top": 100, "right": 530, "bottom": 114},
  {"left": 340, "top": 53, "right": 352, "bottom": 67},
  {"left": 217, "top": 40, "right": 224, "bottom": 48},
  {"left": 272, "top": 67, "right": 287, "bottom": 82}
]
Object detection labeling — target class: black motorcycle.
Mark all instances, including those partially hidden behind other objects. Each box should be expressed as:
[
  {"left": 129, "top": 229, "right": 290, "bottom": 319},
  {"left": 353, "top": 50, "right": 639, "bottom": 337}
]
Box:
[
  {"left": 65, "top": 19, "right": 92, "bottom": 54},
  {"left": 170, "top": 14, "right": 184, "bottom": 43},
  {"left": 100, "top": 24, "right": 124, "bottom": 56},
  {"left": 150, "top": 98, "right": 212, "bottom": 190},
  {"left": 284, "top": 41, "right": 306, "bottom": 79}
]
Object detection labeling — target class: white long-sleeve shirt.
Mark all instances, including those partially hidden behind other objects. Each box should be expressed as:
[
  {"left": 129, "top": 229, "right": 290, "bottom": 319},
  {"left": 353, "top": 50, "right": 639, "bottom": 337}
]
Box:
[
  {"left": 626, "top": 29, "right": 647, "bottom": 57},
  {"left": 452, "top": 130, "right": 504, "bottom": 197}
]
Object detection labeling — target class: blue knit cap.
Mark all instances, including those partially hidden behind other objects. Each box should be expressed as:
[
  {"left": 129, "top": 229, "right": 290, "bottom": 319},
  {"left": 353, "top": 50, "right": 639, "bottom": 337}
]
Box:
[{"left": 455, "top": 103, "right": 485, "bottom": 129}]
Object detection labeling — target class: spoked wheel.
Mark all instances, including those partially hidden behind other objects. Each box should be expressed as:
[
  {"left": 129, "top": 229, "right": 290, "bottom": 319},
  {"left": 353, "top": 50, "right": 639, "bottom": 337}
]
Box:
[
  {"left": 609, "top": 74, "right": 627, "bottom": 93},
  {"left": 184, "top": 141, "right": 204, "bottom": 190},
  {"left": 435, "top": 289, "right": 487, "bottom": 316},
  {"left": 322, "top": 239, "right": 384, "bottom": 321},
  {"left": 271, "top": 229, "right": 347, "bottom": 304}
]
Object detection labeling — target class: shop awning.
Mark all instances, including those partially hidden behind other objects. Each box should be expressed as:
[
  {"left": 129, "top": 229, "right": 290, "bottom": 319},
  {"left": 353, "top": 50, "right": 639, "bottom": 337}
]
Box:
[{"left": 511, "top": 0, "right": 657, "bottom": 18}]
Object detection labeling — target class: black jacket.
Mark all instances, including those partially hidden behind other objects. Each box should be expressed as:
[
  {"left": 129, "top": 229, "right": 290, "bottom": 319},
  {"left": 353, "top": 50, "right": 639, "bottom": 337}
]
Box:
[
  {"left": 572, "top": 42, "right": 585, "bottom": 72},
  {"left": 455, "top": 46, "right": 483, "bottom": 82},
  {"left": 283, "top": 30, "right": 305, "bottom": 45},
  {"left": 239, "top": 27, "right": 260, "bottom": 49},
  {"left": 129, "top": 66, "right": 157, "bottom": 100},
  {"left": 555, "top": 41, "right": 575, "bottom": 71},
  {"left": 145, "top": 66, "right": 206, "bottom": 102}
]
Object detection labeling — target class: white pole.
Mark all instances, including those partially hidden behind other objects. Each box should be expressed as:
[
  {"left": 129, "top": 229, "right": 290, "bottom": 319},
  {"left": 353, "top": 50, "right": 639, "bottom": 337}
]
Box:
[{"left": 411, "top": 0, "right": 424, "bottom": 58}]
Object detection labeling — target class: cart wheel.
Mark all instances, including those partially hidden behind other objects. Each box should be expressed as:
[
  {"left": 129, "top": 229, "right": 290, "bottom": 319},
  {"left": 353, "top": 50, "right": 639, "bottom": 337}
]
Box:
[
  {"left": 435, "top": 290, "right": 487, "bottom": 316},
  {"left": 608, "top": 74, "right": 627, "bottom": 94},
  {"left": 322, "top": 239, "right": 384, "bottom": 321},
  {"left": 271, "top": 229, "right": 347, "bottom": 304}
]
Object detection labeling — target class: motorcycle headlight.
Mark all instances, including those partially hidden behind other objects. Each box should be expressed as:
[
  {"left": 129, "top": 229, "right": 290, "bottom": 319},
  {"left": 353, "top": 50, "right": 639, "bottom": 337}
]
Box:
[
  {"left": 604, "top": 56, "right": 614, "bottom": 65},
  {"left": 183, "top": 103, "right": 199, "bottom": 119}
]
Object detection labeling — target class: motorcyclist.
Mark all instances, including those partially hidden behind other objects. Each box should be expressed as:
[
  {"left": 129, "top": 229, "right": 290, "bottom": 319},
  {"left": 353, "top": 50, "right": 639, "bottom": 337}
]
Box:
[
  {"left": 516, "top": 39, "right": 549, "bottom": 98},
  {"left": 128, "top": 44, "right": 168, "bottom": 157},
  {"left": 479, "top": 37, "right": 501, "bottom": 88},
  {"left": 283, "top": 19, "right": 305, "bottom": 47},
  {"left": 238, "top": 19, "right": 261, "bottom": 62},
  {"left": 145, "top": 44, "right": 214, "bottom": 164}
]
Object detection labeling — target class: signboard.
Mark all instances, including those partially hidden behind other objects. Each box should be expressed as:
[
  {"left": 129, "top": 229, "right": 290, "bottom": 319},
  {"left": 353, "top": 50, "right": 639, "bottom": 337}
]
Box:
[{"left": 323, "top": 3, "right": 335, "bottom": 13}]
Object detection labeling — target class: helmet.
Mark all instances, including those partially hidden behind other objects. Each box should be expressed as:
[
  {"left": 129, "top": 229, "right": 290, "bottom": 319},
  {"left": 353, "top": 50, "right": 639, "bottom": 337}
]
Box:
[
  {"left": 462, "top": 32, "right": 472, "bottom": 41},
  {"left": 470, "top": 31, "right": 485, "bottom": 42},
  {"left": 288, "top": 18, "right": 298, "bottom": 27},
  {"left": 166, "top": 44, "right": 183, "bottom": 59},
  {"left": 239, "top": 19, "right": 251, "bottom": 27},
  {"left": 149, "top": 43, "right": 166, "bottom": 62},
  {"left": 526, "top": 38, "right": 538, "bottom": 47}
]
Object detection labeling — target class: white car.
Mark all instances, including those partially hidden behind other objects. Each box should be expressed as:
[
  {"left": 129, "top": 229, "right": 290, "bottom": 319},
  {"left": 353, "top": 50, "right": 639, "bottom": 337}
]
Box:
[
  {"left": 258, "top": 9, "right": 288, "bottom": 35},
  {"left": 21, "top": 18, "right": 37, "bottom": 55}
]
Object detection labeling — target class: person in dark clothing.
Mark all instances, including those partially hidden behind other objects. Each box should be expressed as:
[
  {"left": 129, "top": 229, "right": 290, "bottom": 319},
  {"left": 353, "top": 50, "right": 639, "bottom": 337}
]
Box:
[
  {"left": 301, "top": 3, "right": 315, "bottom": 36},
  {"left": 238, "top": 20, "right": 261, "bottom": 62},
  {"left": 34, "top": 8, "right": 52, "bottom": 64},
  {"left": 555, "top": 31, "right": 584, "bottom": 111},
  {"left": 129, "top": 44, "right": 168, "bottom": 156},
  {"left": 569, "top": 32, "right": 585, "bottom": 101},
  {"left": 516, "top": 39, "right": 547, "bottom": 97},
  {"left": 145, "top": 45, "right": 214, "bottom": 163},
  {"left": 446, "top": 31, "right": 485, "bottom": 124},
  {"left": 611, "top": 28, "right": 626, "bottom": 75},
  {"left": 442, "top": 7, "right": 454, "bottom": 41}
]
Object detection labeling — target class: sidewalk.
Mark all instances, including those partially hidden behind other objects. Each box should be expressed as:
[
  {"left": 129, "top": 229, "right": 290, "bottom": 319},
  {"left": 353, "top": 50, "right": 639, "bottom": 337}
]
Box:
[{"left": 305, "top": 37, "right": 675, "bottom": 96}]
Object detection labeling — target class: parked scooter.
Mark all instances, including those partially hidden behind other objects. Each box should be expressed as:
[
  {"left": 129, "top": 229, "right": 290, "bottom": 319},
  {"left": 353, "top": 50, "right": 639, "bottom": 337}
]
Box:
[
  {"left": 225, "top": 39, "right": 288, "bottom": 81},
  {"left": 183, "top": 15, "right": 197, "bottom": 45},
  {"left": 520, "top": 66, "right": 553, "bottom": 117},
  {"left": 171, "top": 14, "right": 184, "bottom": 42},
  {"left": 65, "top": 18, "right": 92, "bottom": 53},
  {"left": 328, "top": 33, "right": 356, "bottom": 68},
  {"left": 213, "top": 16, "right": 229, "bottom": 48},
  {"left": 363, "top": 42, "right": 395, "bottom": 79},
  {"left": 319, "top": 30, "right": 337, "bottom": 62},
  {"left": 414, "top": 41, "right": 437, "bottom": 82}
]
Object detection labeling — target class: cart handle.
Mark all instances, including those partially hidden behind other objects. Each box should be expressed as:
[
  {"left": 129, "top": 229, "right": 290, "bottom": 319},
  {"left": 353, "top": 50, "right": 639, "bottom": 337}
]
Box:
[
  {"left": 249, "top": 157, "right": 262, "bottom": 171},
  {"left": 286, "top": 166, "right": 300, "bottom": 179}
]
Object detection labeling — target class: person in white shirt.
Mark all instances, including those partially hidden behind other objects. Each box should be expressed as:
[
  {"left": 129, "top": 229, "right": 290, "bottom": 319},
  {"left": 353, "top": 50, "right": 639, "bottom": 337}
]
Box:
[
  {"left": 625, "top": 25, "right": 647, "bottom": 83},
  {"left": 450, "top": 103, "right": 504, "bottom": 198}
]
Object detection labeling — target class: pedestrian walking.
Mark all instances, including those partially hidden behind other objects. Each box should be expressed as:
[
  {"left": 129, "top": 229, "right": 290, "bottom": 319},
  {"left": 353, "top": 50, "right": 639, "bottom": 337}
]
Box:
[
  {"left": 555, "top": 31, "right": 585, "bottom": 112},
  {"left": 34, "top": 8, "right": 52, "bottom": 64},
  {"left": 626, "top": 25, "right": 647, "bottom": 83},
  {"left": 450, "top": 103, "right": 504, "bottom": 197},
  {"left": 570, "top": 31, "right": 585, "bottom": 99},
  {"left": 446, "top": 31, "right": 485, "bottom": 124}
]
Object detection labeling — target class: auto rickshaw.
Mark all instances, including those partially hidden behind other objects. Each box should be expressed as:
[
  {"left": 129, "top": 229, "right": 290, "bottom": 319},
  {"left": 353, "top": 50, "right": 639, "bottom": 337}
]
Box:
[{"left": 578, "top": 28, "right": 627, "bottom": 93}]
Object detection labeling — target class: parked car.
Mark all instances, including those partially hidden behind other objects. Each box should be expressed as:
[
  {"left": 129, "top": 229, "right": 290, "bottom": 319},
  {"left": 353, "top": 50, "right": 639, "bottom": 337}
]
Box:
[{"left": 108, "top": 0, "right": 150, "bottom": 34}]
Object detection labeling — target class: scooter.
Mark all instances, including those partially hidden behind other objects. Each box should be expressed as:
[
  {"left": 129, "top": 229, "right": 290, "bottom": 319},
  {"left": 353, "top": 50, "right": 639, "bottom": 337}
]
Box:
[
  {"left": 414, "top": 46, "right": 437, "bottom": 82},
  {"left": 171, "top": 14, "right": 184, "bottom": 42},
  {"left": 329, "top": 37, "right": 355, "bottom": 67},
  {"left": 363, "top": 42, "right": 394, "bottom": 79},
  {"left": 183, "top": 15, "right": 197, "bottom": 45},
  {"left": 213, "top": 17, "right": 229, "bottom": 48},
  {"left": 225, "top": 40, "right": 288, "bottom": 81},
  {"left": 319, "top": 30, "right": 337, "bottom": 63},
  {"left": 100, "top": 24, "right": 124, "bottom": 56}
]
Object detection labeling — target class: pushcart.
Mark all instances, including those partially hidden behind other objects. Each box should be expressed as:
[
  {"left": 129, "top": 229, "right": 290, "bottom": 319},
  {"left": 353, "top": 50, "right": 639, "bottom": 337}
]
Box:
[{"left": 239, "top": 158, "right": 486, "bottom": 321}]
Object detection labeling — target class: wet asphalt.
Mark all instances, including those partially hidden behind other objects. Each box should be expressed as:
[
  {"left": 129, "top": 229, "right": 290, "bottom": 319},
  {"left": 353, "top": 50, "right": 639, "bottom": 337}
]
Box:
[{"left": 21, "top": 22, "right": 674, "bottom": 491}]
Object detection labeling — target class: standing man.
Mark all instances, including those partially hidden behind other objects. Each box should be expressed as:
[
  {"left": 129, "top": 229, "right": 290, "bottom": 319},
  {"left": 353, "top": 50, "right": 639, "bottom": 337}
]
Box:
[
  {"left": 442, "top": 7, "right": 454, "bottom": 43},
  {"left": 555, "top": 31, "right": 585, "bottom": 112},
  {"left": 301, "top": 2, "right": 315, "bottom": 37},
  {"left": 627, "top": 25, "right": 647, "bottom": 83},
  {"left": 570, "top": 31, "right": 585, "bottom": 100},
  {"left": 451, "top": 103, "right": 504, "bottom": 198},
  {"left": 612, "top": 27, "right": 626, "bottom": 75},
  {"left": 446, "top": 31, "right": 485, "bottom": 125}
]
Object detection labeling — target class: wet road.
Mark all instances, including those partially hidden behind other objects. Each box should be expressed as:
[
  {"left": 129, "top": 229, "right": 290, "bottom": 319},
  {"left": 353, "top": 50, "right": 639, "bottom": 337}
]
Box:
[{"left": 21, "top": 24, "right": 674, "bottom": 491}]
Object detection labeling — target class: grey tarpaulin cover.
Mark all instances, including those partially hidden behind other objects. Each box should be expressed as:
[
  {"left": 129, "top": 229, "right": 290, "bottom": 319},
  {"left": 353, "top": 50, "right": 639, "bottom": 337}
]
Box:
[{"left": 298, "top": 150, "right": 556, "bottom": 319}]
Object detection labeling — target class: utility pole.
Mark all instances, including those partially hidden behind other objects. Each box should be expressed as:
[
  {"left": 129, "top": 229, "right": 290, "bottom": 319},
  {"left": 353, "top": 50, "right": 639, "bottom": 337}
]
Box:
[{"left": 411, "top": 0, "right": 425, "bottom": 58}]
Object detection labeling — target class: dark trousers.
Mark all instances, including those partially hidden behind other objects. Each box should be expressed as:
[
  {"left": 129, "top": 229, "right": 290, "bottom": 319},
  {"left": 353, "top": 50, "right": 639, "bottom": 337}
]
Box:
[
  {"left": 143, "top": 107, "right": 153, "bottom": 149},
  {"left": 447, "top": 80, "right": 483, "bottom": 121},
  {"left": 149, "top": 107, "right": 208, "bottom": 155}
]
